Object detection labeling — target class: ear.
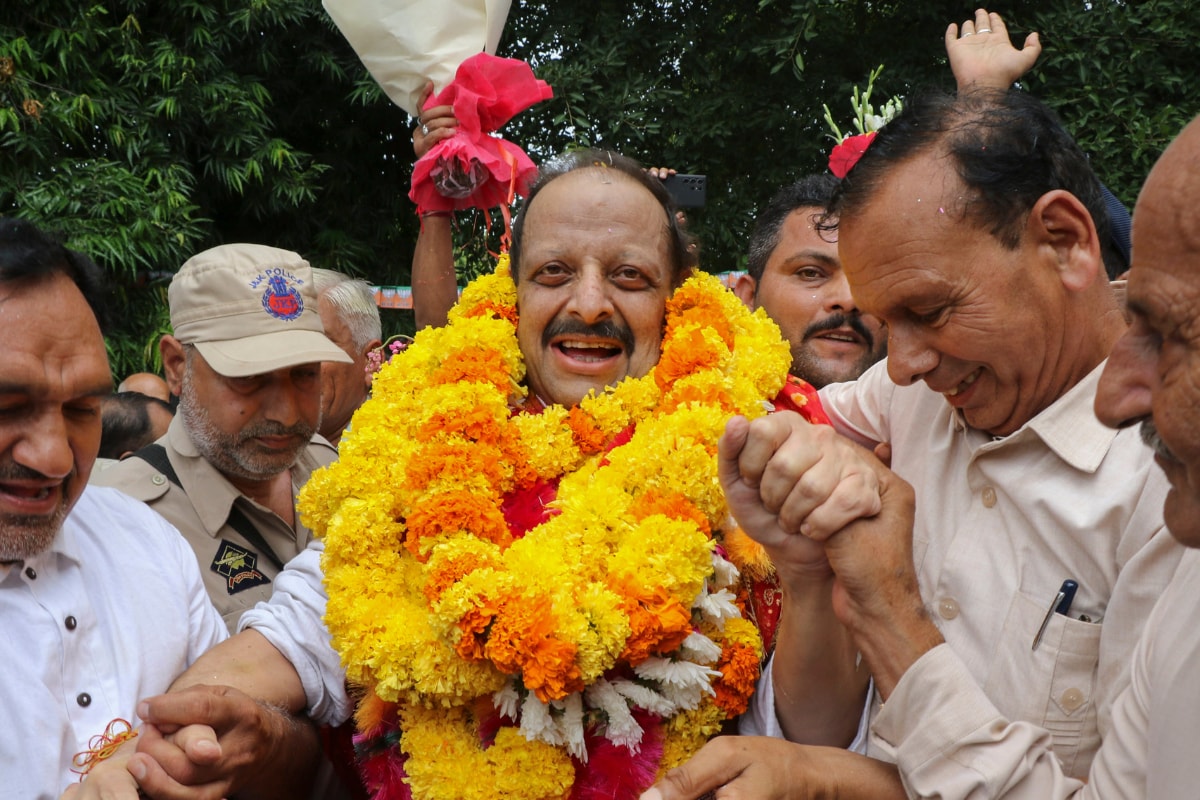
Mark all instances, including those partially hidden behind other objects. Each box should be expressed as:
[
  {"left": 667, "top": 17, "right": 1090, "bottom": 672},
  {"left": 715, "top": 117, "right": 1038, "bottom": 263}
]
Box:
[
  {"left": 160, "top": 335, "right": 187, "bottom": 396},
  {"left": 1028, "top": 190, "right": 1103, "bottom": 293},
  {"left": 360, "top": 338, "right": 383, "bottom": 389},
  {"left": 732, "top": 274, "right": 758, "bottom": 309}
]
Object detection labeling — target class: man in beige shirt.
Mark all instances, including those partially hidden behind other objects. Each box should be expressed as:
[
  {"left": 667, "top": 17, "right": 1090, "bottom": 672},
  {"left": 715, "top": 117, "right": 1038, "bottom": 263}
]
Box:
[
  {"left": 95, "top": 244, "right": 352, "bottom": 632},
  {"left": 648, "top": 109, "right": 1200, "bottom": 800}
]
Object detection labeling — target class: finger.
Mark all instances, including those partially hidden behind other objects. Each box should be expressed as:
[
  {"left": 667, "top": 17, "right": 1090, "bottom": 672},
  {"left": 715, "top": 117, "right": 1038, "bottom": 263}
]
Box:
[
  {"left": 989, "top": 11, "right": 1007, "bottom": 36},
  {"left": 959, "top": 15, "right": 975, "bottom": 36},
  {"left": 644, "top": 737, "right": 748, "bottom": 800},
  {"left": 739, "top": 415, "right": 812, "bottom": 497},
  {"left": 136, "top": 723, "right": 216, "bottom": 784},
  {"left": 140, "top": 688, "right": 236, "bottom": 730},
  {"left": 797, "top": 470, "right": 881, "bottom": 539},
  {"left": 717, "top": 416, "right": 752, "bottom": 490},
  {"left": 416, "top": 80, "right": 434, "bottom": 109},
  {"left": 127, "top": 752, "right": 227, "bottom": 800},
  {"left": 973, "top": 8, "right": 990, "bottom": 31},
  {"left": 945, "top": 22, "right": 959, "bottom": 50},
  {"left": 173, "top": 724, "right": 223, "bottom": 765},
  {"left": 873, "top": 441, "right": 892, "bottom": 468},
  {"left": 1023, "top": 31, "right": 1042, "bottom": 59}
]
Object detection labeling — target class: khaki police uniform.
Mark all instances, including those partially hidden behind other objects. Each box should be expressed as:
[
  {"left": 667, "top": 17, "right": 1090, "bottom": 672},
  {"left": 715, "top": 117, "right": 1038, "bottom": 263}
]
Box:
[{"left": 94, "top": 414, "right": 337, "bottom": 632}]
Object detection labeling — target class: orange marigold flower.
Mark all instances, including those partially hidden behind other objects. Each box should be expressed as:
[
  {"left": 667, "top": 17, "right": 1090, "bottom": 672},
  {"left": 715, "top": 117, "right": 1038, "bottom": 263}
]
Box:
[
  {"left": 713, "top": 640, "right": 761, "bottom": 716},
  {"left": 615, "top": 580, "right": 694, "bottom": 666},
  {"left": 406, "top": 441, "right": 506, "bottom": 490},
  {"left": 405, "top": 491, "right": 511, "bottom": 561},
  {"left": 482, "top": 594, "right": 585, "bottom": 700},
  {"left": 660, "top": 383, "right": 733, "bottom": 415},
  {"left": 484, "top": 595, "right": 584, "bottom": 702},
  {"left": 455, "top": 602, "right": 499, "bottom": 661},
  {"left": 424, "top": 551, "right": 494, "bottom": 604},
  {"left": 655, "top": 328, "right": 726, "bottom": 392},
  {"left": 418, "top": 405, "right": 506, "bottom": 446},
  {"left": 430, "top": 349, "right": 511, "bottom": 391},
  {"left": 462, "top": 299, "right": 519, "bottom": 326},
  {"left": 566, "top": 406, "right": 607, "bottom": 454},
  {"left": 629, "top": 489, "right": 711, "bottom": 537},
  {"left": 666, "top": 306, "right": 734, "bottom": 350}
]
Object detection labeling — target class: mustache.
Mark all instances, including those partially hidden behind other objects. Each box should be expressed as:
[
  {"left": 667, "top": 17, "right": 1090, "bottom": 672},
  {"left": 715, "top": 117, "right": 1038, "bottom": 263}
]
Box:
[
  {"left": 803, "top": 312, "right": 876, "bottom": 350},
  {"left": 0, "top": 462, "right": 71, "bottom": 482},
  {"left": 1140, "top": 420, "right": 1177, "bottom": 463},
  {"left": 237, "top": 421, "right": 315, "bottom": 444},
  {"left": 542, "top": 318, "right": 636, "bottom": 355}
]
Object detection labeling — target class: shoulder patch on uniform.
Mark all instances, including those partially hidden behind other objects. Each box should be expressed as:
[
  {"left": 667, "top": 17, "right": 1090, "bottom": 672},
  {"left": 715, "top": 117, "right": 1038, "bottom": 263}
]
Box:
[{"left": 210, "top": 539, "right": 272, "bottom": 594}]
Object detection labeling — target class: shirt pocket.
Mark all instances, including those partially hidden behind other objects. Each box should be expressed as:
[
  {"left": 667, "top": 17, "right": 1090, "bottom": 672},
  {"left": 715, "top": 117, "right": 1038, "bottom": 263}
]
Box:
[{"left": 984, "top": 589, "right": 1102, "bottom": 778}]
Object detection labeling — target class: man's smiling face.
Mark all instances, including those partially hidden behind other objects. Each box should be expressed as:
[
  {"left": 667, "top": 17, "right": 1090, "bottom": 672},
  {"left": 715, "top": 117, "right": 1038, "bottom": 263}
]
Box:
[{"left": 515, "top": 168, "right": 675, "bottom": 408}]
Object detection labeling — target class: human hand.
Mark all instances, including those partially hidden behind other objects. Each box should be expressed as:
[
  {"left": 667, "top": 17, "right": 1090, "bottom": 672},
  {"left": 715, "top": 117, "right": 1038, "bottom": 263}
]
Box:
[
  {"left": 820, "top": 463, "right": 941, "bottom": 697},
  {"left": 641, "top": 736, "right": 906, "bottom": 800},
  {"left": 718, "top": 414, "right": 882, "bottom": 581},
  {"left": 412, "top": 80, "right": 458, "bottom": 159},
  {"left": 126, "top": 684, "right": 314, "bottom": 800},
  {"left": 946, "top": 8, "right": 1041, "bottom": 92},
  {"left": 645, "top": 166, "right": 677, "bottom": 181},
  {"left": 59, "top": 736, "right": 141, "bottom": 800}
]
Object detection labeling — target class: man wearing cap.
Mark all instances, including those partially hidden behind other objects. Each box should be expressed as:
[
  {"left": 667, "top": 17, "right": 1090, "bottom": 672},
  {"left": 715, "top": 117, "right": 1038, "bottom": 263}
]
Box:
[{"left": 95, "top": 244, "right": 353, "bottom": 631}]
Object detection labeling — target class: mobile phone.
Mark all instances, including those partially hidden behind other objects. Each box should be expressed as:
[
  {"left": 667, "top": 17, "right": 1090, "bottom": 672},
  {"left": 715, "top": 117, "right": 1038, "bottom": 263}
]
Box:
[{"left": 662, "top": 174, "right": 707, "bottom": 208}]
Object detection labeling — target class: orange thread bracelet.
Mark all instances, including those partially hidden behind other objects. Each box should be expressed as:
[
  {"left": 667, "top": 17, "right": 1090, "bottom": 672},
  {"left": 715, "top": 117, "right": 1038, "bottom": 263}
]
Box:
[{"left": 71, "top": 718, "right": 138, "bottom": 778}]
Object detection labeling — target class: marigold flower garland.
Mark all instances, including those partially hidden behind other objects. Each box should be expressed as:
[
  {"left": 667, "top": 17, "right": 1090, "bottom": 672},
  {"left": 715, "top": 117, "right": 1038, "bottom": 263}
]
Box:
[{"left": 299, "top": 258, "right": 794, "bottom": 800}]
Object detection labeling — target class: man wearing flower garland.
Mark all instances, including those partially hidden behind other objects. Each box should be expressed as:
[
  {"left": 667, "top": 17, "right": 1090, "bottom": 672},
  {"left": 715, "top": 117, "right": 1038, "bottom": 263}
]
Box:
[
  {"left": 646, "top": 81, "right": 1183, "bottom": 800},
  {"left": 114, "top": 150, "right": 883, "bottom": 800},
  {"left": 734, "top": 174, "right": 887, "bottom": 389},
  {"left": 94, "top": 244, "right": 354, "bottom": 632}
]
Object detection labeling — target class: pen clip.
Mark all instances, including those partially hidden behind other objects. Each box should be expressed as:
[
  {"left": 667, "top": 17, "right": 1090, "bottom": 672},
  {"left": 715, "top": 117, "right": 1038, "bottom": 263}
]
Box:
[{"left": 1032, "top": 590, "right": 1065, "bottom": 651}]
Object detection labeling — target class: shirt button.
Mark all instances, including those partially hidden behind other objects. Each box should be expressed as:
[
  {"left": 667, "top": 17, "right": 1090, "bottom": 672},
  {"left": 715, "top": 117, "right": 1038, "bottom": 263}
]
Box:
[
  {"left": 981, "top": 487, "right": 997, "bottom": 508},
  {"left": 24, "top": 566, "right": 36, "bottom": 580},
  {"left": 152, "top": 473, "right": 167, "bottom": 486},
  {"left": 76, "top": 692, "right": 92, "bottom": 707},
  {"left": 1060, "top": 687, "right": 1085, "bottom": 712},
  {"left": 65, "top": 616, "right": 78, "bottom": 631},
  {"left": 937, "top": 597, "right": 960, "bottom": 620}
]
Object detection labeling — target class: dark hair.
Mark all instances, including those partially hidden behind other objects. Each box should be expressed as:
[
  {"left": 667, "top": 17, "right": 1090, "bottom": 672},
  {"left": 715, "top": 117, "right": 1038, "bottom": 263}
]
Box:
[
  {"left": 509, "top": 149, "right": 698, "bottom": 281},
  {"left": 0, "top": 218, "right": 111, "bottom": 332},
  {"left": 99, "top": 392, "right": 174, "bottom": 459},
  {"left": 825, "top": 89, "right": 1113, "bottom": 276},
  {"left": 747, "top": 174, "right": 839, "bottom": 282}
]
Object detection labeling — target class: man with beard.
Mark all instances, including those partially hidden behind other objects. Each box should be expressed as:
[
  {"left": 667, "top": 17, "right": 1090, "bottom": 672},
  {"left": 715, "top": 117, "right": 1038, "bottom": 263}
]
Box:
[
  {"left": 734, "top": 175, "right": 887, "bottom": 388},
  {"left": 95, "top": 244, "right": 353, "bottom": 632},
  {"left": 0, "top": 218, "right": 229, "bottom": 797}
]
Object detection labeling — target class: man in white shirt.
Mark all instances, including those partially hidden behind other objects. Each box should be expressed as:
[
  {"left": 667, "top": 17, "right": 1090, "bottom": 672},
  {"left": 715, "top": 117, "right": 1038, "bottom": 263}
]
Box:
[{"left": 0, "top": 218, "right": 228, "bottom": 799}]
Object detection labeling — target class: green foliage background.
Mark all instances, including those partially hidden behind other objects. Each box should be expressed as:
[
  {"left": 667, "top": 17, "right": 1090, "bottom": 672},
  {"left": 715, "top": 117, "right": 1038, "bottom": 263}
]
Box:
[{"left": 1, "top": 0, "right": 1195, "bottom": 378}]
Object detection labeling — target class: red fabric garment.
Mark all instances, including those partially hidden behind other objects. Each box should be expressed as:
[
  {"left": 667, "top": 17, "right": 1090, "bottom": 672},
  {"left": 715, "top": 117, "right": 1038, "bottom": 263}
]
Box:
[{"left": 409, "top": 53, "right": 553, "bottom": 215}]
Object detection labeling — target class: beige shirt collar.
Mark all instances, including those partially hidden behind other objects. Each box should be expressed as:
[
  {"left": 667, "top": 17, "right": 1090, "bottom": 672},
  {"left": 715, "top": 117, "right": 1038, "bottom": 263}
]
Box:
[
  {"left": 957, "top": 360, "right": 1117, "bottom": 474},
  {"left": 166, "top": 414, "right": 324, "bottom": 536}
]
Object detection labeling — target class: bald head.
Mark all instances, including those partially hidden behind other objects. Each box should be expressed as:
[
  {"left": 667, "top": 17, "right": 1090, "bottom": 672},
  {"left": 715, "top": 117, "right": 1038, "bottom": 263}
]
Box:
[
  {"left": 118, "top": 372, "right": 171, "bottom": 403},
  {"left": 1095, "top": 114, "right": 1200, "bottom": 545}
]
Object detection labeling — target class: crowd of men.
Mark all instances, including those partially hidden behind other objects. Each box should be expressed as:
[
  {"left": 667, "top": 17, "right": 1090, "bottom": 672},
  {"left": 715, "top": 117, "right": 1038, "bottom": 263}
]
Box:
[{"left": 4, "top": 7, "right": 1198, "bottom": 800}]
